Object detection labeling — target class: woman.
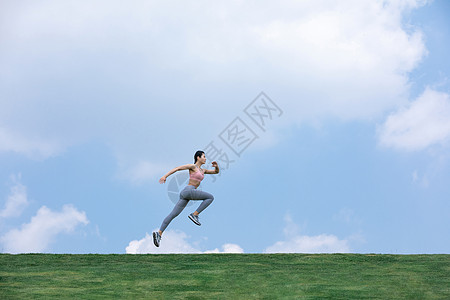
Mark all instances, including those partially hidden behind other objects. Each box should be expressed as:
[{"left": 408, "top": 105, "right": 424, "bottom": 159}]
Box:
[{"left": 153, "top": 150, "right": 219, "bottom": 247}]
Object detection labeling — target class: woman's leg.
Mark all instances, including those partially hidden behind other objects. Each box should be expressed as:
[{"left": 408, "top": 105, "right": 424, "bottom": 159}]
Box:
[
  {"left": 159, "top": 186, "right": 214, "bottom": 233},
  {"left": 189, "top": 189, "right": 214, "bottom": 215},
  {"left": 159, "top": 198, "right": 189, "bottom": 233}
]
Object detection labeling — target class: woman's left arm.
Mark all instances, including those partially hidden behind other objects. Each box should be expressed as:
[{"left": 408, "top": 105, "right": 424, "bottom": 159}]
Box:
[{"left": 204, "top": 161, "right": 219, "bottom": 174}]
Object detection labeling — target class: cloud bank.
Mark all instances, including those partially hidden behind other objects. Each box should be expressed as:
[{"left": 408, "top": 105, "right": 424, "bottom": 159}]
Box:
[
  {"left": 264, "top": 234, "right": 350, "bottom": 253},
  {"left": 379, "top": 88, "right": 450, "bottom": 151},
  {"left": 0, "top": 0, "right": 430, "bottom": 173},
  {"left": 264, "top": 214, "right": 351, "bottom": 253},
  {"left": 203, "top": 244, "right": 244, "bottom": 254},
  {"left": 0, "top": 175, "right": 28, "bottom": 218},
  {"left": 1, "top": 204, "right": 89, "bottom": 253},
  {"left": 126, "top": 230, "right": 244, "bottom": 254},
  {"left": 127, "top": 214, "right": 350, "bottom": 254}
]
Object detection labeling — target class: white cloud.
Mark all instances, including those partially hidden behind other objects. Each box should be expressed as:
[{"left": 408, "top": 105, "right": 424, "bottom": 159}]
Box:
[
  {"left": 0, "top": 127, "right": 62, "bottom": 159},
  {"left": 0, "top": 0, "right": 430, "bottom": 173},
  {"left": 412, "top": 170, "right": 430, "bottom": 187},
  {"left": 379, "top": 88, "right": 450, "bottom": 151},
  {"left": 126, "top": 230, "right": 200, "bottom": 254},
  {"left": 264, "top": 214, "right": 350, "bottom": 253},
  {"left": 126, "top": 229, "right": 244, "bottom": 254},
  {"left": 0, "top": 174, "right": 28, "bottom": 218},
  {"left": 119, "top": 160, "right": 172, "bottom": 185},
  {"left": 264, "top": 234, "right": 350, "bottom": 253},
  {"left": 332, "top": 208, "right": 362, "bottom": 225},
  {"left": 412, "top": 170, "right": 419, "bottom": 182},
  {"left": 1, "top": 204, "right": 89, "bottom": 253},
  {"left": 204, "top": 244, "right": 244, "bottom": 254},
  {"left": 282, "top": 213, "right": 302, "bottom": 237}
]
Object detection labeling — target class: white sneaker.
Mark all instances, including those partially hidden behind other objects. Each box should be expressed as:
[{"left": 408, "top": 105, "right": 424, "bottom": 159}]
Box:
[
  {"left": 153, "top": 231, "right": 161, "bottom": 247},
  {"left": 188, "top": 213, "right": 201, "bottom": 226}
]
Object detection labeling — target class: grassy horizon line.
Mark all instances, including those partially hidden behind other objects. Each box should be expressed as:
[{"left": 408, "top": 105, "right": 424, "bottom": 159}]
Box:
[{"left": 1, "top": 253, "right": 449, "bottom": 298}]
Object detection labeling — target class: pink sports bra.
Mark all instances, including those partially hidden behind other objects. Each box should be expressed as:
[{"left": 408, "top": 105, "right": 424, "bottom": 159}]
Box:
[{"left": 189, "top": 167, "right": 204, "bottom": 182}]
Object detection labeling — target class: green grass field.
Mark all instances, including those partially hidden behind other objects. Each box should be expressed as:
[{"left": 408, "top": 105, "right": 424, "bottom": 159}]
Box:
[{"left": 1, "top": 253, "right": 449, "bottom": 299}]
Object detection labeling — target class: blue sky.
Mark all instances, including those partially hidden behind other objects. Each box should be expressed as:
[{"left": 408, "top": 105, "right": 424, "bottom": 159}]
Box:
[{"left": 1, "top": 0, "right": 449, "bottom": 254}]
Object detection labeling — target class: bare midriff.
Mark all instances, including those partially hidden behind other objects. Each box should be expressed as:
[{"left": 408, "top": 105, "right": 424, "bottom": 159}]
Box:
[{"left": 188, "top": 179, "right": 201, "bottom": 188}]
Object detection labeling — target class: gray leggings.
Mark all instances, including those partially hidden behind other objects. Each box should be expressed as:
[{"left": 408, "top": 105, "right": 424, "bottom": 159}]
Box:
[{"left": 160, "top": 185, "right": 214, "bottom": 232}]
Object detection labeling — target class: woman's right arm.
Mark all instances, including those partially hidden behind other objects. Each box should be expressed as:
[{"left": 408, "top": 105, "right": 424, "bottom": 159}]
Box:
[{"left": 159, "top": 164, "right": 195, "bottom": 184}]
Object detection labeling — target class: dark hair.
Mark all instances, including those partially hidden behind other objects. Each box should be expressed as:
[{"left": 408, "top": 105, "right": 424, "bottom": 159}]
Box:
[{"left": 194, "top": 150, "right": 205, "bottom": 163}]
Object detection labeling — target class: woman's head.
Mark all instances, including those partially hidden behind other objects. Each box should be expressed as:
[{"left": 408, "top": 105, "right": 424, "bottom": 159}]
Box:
[{"left": 194, "top": 150, "right": 205, "bottom": 164}]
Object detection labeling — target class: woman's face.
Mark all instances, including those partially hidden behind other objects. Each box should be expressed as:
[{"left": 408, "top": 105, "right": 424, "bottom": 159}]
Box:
[{"left": 200, "top": 153, "right": 206, "bottom": 164}]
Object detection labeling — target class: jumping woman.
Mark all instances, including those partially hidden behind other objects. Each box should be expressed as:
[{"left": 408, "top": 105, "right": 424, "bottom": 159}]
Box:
[{"left": 152, "top": 150, "right": 219, "bottom": 247}]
